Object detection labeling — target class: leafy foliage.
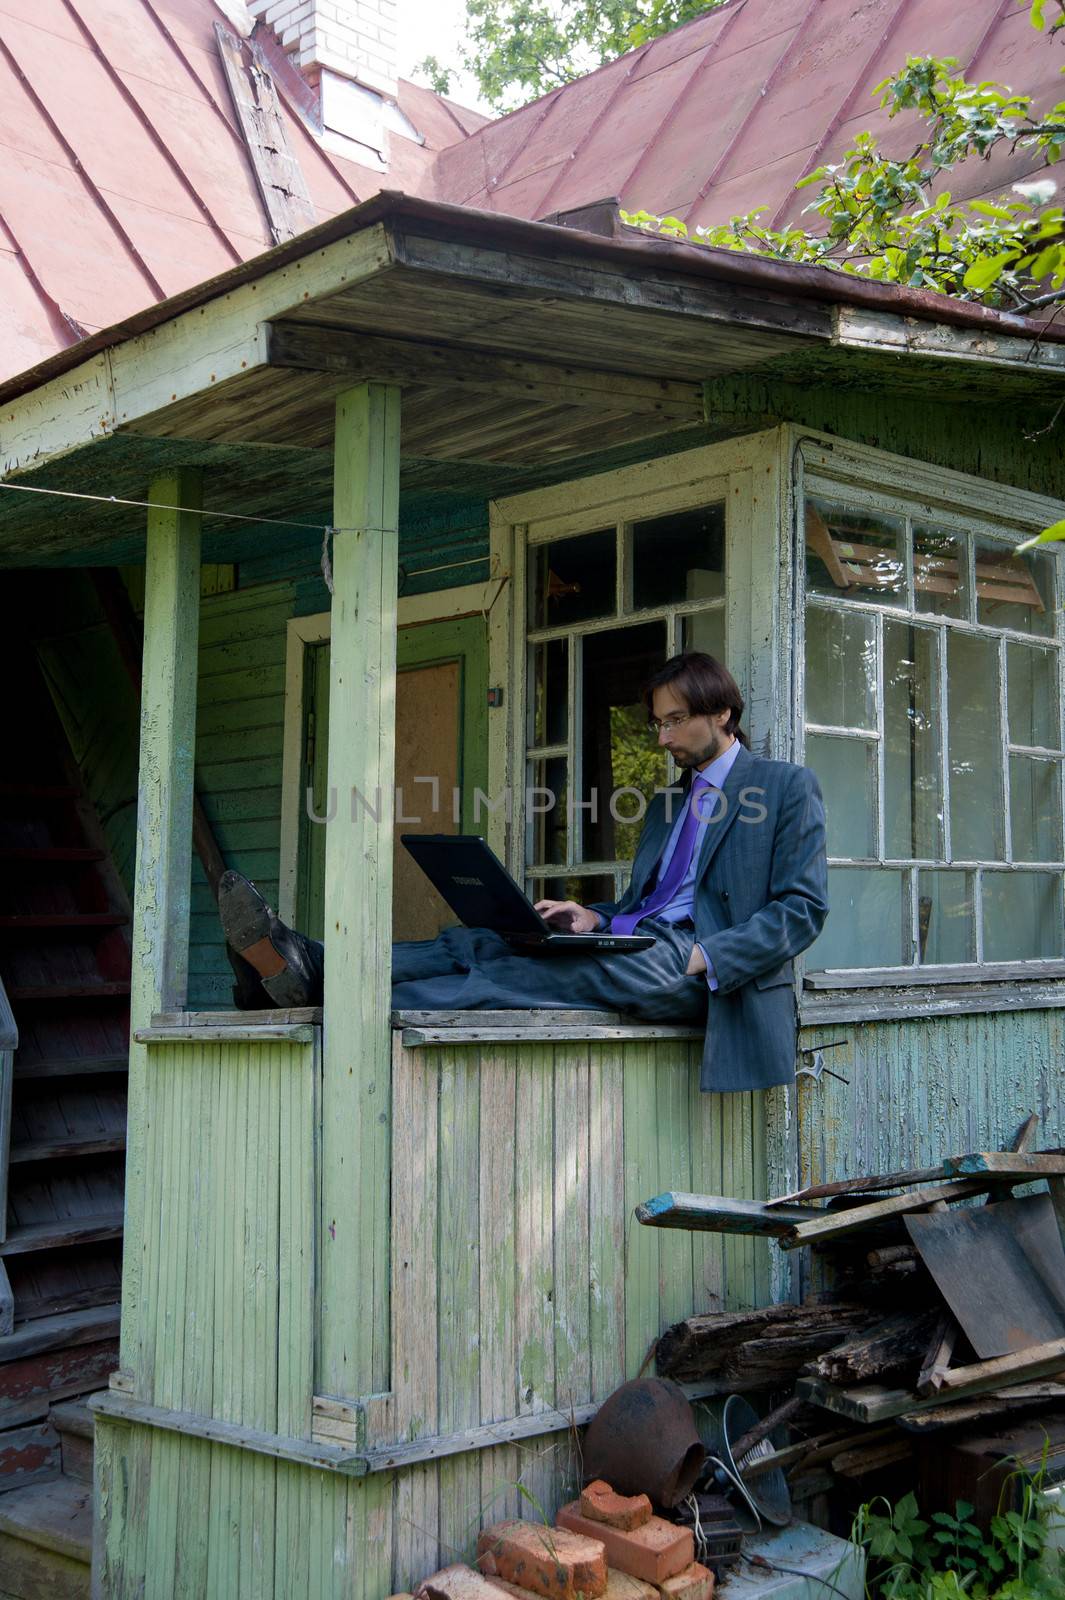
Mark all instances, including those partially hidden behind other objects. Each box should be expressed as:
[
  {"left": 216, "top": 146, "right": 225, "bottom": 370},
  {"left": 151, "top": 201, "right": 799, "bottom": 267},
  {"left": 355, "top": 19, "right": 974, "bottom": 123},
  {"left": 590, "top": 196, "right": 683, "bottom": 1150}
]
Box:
[
  {"left": 852, "top": 1484, "right": 1065, "bottom": 1600},
  {"left": 418, "top": 0, "right": 723, "bottom": 111}
]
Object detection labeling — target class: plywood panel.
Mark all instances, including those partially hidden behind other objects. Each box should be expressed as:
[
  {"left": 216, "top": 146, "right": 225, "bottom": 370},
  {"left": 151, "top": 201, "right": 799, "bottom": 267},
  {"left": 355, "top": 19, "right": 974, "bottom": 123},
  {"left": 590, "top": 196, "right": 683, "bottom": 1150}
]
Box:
[{"left": 394, "top": 660, "right": 461, "bottom": 941}]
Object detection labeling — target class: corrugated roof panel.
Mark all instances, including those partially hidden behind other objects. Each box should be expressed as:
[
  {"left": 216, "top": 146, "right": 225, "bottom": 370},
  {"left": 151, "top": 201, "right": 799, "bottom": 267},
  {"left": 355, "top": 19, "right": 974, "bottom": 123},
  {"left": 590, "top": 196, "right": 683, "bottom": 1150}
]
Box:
[
  {"left": 0, "top": 241, "right": 72, "bottom": 374},
  {"left": 628, "top": 1, "right": 741, "bottom": 78}
]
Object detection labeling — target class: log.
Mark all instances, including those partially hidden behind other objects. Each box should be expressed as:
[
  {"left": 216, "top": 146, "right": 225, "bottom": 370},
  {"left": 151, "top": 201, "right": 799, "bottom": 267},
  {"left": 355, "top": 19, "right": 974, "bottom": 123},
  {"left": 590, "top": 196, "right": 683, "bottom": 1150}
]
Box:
[
  {"left": 655, "top": 1303, "right": 870, "bottom": 1383},
  {"left": 808, "top": 1309, "right": 943, "bottom": 1386}
]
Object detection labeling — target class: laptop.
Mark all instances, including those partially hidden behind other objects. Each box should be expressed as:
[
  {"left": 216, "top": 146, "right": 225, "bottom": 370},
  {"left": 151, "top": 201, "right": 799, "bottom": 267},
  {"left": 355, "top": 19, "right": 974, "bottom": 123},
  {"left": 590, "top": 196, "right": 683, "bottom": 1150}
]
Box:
[{"left": 400, "top": 835, "right": 655, "bottom": 955}]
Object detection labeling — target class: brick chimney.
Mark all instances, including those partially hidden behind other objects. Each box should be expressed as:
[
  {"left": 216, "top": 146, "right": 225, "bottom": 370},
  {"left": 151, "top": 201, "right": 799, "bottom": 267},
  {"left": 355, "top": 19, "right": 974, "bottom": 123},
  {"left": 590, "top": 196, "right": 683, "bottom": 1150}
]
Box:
[{"left": 249, "top": 0, "right": 398, "bottom": 98}]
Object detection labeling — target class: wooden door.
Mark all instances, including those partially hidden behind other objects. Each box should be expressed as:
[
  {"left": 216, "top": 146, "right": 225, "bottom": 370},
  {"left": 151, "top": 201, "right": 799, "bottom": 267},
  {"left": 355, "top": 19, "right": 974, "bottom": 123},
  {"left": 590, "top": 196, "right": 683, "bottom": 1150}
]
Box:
[{"left": 297, "top": 614, "right": 489, "bottom": 943}]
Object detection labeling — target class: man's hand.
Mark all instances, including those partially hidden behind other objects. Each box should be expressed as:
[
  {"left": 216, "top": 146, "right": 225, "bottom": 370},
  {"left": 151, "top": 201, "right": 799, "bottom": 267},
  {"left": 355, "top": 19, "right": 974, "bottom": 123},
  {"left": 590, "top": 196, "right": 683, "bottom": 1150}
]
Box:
[
  {"left": 686, "top": 943, "right": 708, "bottom": 976},
  {"left": 534, "top": 899, "right": 600, "bottom": 933}
]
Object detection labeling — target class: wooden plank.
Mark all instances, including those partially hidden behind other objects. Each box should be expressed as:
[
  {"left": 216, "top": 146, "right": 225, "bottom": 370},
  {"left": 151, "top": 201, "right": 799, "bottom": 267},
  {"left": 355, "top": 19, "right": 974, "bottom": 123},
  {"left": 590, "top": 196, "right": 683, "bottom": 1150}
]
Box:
[
  {"left": 215, "top": 25, "right": 315, "bottom": 245},
  {"left": 799, "top": 1332, "right": 1065, "bottom": 1420},
  {"left": 942, "top": 1151, "right": 1065, "bottom": 1178},
  {"left": 799, "top": 982, "right": 1065, "bottom": 1027},
  {"left": 134, "top": 1025, "right": 314, "bottom": 1044},
  {"left": 636, "top": 1192, "right": 817, "bottom": 1236},
  {"left": 804, "top": 961, "right": 1065, "bottom": 989},
  {"left": 769, "top": 1165, "right": 947, "bottom": 1206},
  {"left": 402, "top": 1024, "right": 703, "bottom": 1045},
  {"left": 0, "top": 1421, "right": 61, "bottom": 1493},
  {"left": 319, "top": 382, "right": 401, "bottom": 1406},
  {"left": 88, "top": 1392, "right": 368, "bottom": 1474},
  {"left": 781, "top": 1179, "right": 998, "bottom": 1250},
  {"left": 152, "top": 1007, "right": 323, "bottom": 1027},
  {"left": 267, "top": 323, "right": 704, "bottom": 419},
  {"left": 833, "top": 304, "right": 1065, "bottom": 374},
  {"left": 122, "top": 469, "right": 201, "bottom": 1384},
  {"left": 0, "top": 1217, "right": 125, "bottom": 1257}
]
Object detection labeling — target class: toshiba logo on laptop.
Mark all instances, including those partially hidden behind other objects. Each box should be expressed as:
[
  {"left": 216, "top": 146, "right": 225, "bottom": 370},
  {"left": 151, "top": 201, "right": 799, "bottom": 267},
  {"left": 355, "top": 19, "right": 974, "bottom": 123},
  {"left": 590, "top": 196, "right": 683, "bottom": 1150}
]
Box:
[{"left": 452, "top": 874, "right": 484, "bottom": 886}]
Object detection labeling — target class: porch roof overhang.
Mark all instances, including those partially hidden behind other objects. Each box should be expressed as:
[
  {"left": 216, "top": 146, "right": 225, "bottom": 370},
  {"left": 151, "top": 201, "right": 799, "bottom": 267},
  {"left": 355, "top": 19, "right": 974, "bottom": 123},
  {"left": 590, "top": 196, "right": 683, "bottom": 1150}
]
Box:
[{"left": 3, "top": 189, "right": 1065, "bottom": 564}]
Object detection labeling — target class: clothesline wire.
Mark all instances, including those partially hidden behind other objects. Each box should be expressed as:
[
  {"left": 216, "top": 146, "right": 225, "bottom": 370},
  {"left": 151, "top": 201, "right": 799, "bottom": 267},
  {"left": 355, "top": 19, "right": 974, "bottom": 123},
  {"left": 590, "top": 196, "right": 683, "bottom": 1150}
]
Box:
[{"left": 0, "top": 479, "right": 347, "bottom": 533}]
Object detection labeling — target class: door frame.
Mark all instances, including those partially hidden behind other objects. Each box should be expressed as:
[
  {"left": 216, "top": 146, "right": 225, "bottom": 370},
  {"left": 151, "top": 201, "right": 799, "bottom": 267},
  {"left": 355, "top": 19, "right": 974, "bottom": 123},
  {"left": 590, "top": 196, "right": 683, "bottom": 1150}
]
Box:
[{"left": 278, "top": 580, "right": 498, "bottom": 923}]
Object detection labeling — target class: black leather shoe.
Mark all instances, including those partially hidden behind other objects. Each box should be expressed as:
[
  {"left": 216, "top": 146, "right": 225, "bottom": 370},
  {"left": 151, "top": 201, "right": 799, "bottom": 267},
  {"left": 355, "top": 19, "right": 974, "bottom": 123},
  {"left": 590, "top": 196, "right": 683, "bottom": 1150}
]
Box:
[
  {"left": 217, "top": 870, "right": 322, "bottom": 1008},
  {"left": 225, "top": 942, "right": 271, "bottom": 1012}
]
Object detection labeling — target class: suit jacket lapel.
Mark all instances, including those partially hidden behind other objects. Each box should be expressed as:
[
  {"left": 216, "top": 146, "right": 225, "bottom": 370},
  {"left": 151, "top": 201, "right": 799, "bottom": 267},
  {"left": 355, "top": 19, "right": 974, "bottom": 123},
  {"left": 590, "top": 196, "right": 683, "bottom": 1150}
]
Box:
[{"left": 694, "top": 744, "right": 754, "bottom": 883}]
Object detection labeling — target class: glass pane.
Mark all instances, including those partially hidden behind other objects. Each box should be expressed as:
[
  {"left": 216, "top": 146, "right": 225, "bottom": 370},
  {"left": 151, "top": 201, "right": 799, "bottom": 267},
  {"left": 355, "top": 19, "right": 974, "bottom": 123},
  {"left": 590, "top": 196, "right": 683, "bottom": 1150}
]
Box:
[
  {"left": 805, "top": 607, "right": 877, "bottom": 730},
  {"left": 884, "top": 621, "right": 942, "bottom": 859},
  {"left": 918, "top": 870, "right": 974, "bottom": 964},
  {"left": 581, "top": 622, "right": 668, "bottom": 863},
  {"left": 983, "top": 871, "right": 1063, "bottom": 960},
  {"left": 532, "top": 529, "right": 616, "bottom": 627},
  {"left": 811, "top": 867, "right": 907, "bottom": 968},
  {"left": 974, "top": 538, "right": 1054, "bottom": 637},
  {"left": 680, "top": 607, "right": 725, "bottom": 659},
  {"left": 914, "top": 525, "right": 968, "bottom": 619},
  {"left": 805, "top": 496, "right": 906, "bottom": 605},
  {"left": 632, "top": 504, "right": 725, "bottom": 609},
  {"left": 529, "top": 872, "right": 615, "bottom": 910},
  {"left": 805, "top": 734, "right": 877, "bottom": 859},
  {"left": 528, "top": 756, "right": 568, "bottom": 867},
  {"left": 1008, "top": 642, "right": 1060, "bottom": 750},
  {"left": 947, "top": 632, "right": 1004, "bottom": 860},
  {"left": 1010, "top": 756, "right": 1063, "bottom": 862},
  {"left": 530, "top": 639, "right": 567, "bottom": 746}
]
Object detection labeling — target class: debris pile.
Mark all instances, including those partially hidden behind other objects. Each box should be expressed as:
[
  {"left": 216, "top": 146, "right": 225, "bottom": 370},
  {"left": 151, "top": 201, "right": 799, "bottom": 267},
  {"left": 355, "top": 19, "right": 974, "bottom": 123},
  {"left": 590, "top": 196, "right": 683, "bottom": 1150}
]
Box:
[{"left": 641, "top": 1113, "right": 1065, "bottom": 1505}]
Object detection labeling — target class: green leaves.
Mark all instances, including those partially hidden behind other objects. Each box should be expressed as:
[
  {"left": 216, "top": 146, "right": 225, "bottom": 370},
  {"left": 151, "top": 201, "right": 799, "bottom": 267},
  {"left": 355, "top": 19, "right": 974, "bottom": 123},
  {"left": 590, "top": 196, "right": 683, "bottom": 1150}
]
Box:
[
  {"left": 962, "top": 250, "right": 1020, "bottom": 289},
  {"left": 1018, "top": 519, "right": 1065, "bottom": 553}
]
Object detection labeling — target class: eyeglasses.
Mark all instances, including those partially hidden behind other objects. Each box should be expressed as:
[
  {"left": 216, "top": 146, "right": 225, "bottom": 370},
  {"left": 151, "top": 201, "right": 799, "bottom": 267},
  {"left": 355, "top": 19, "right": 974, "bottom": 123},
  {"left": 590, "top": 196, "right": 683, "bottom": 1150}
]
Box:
[{"left": 647, "top": 712, "right": 695, "bottom": 736}]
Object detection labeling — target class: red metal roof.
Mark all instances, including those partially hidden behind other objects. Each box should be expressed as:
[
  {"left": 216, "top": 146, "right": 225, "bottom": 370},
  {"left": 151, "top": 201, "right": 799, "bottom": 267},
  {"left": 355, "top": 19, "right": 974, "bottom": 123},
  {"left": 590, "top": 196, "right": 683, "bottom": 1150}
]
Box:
[{"left": 0, "top": 0, "right": 1061, "bottom": 389}]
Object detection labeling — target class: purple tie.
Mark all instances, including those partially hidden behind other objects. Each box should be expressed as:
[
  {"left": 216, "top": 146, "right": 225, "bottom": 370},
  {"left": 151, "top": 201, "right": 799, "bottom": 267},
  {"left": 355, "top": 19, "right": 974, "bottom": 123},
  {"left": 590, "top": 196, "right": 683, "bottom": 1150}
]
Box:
[{"left": 612, "top": 774, "right": 715, "bottom": 935}]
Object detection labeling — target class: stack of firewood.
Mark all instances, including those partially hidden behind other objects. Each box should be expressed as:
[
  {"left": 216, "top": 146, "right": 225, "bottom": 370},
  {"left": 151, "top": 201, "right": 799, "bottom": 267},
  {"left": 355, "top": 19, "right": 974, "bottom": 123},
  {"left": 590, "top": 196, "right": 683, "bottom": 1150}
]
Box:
[{"left": 642, "top": 1113, "right": 1065, "bottom": 1503}]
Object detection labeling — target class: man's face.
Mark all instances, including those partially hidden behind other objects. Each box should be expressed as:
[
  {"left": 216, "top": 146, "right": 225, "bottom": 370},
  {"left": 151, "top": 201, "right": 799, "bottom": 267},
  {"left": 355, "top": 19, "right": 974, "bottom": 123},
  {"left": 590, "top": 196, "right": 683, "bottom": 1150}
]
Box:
[{"left": 651, "top": 684, "right": 732, "bottom": 769}]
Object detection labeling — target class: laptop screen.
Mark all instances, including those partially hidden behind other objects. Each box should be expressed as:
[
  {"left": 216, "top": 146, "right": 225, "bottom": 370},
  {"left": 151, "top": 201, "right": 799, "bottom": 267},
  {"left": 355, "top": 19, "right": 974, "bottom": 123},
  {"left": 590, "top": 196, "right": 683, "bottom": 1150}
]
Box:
[{"left": 400, "top": 836, "right": 547, "bottom": 936}]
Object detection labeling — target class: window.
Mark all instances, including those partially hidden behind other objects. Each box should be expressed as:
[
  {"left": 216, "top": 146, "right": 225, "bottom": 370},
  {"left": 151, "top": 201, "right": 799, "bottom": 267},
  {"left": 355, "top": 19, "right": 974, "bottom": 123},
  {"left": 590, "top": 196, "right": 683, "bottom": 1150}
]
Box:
[
  {"left": 525, "top": 504, "right": 726, "bottom": 904},
  {"left": 803, "top": 490, "right": 1063, "bottom": 973}
]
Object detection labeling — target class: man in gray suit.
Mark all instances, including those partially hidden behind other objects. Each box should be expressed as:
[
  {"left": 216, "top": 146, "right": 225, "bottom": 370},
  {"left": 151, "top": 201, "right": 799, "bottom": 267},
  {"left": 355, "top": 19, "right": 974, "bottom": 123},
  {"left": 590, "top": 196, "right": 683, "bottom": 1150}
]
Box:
[{"left": 219, "top": 653, "right": 828, "bottom": 1094}]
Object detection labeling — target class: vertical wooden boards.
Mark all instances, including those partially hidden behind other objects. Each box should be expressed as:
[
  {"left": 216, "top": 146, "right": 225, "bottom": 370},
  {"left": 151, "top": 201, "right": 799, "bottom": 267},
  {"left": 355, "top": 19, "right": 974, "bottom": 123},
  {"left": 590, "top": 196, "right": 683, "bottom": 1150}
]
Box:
[
  {"left": 436, "top": 1043, "right": 481, "bottom": 1566},
  {"left": 123, "top": 469, "right": 202, "bottom": 1376},
  {"left": 320, "top": 382, "right": 401, "bottom": 1406}
]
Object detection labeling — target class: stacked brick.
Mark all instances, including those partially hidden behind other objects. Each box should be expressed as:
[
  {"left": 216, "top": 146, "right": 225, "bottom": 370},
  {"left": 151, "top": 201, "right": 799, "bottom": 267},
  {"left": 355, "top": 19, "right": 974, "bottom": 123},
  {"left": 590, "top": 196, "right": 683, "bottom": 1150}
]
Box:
[{"left": 404, "top": 1480, "right": 713, "bottom": 1600}]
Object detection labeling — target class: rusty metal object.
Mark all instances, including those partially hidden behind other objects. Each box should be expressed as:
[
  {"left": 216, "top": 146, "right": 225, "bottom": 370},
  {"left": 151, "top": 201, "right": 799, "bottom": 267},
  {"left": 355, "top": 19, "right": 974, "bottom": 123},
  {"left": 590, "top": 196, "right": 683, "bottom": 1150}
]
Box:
[{"left": 582, "top": 1378, "right": 705, "bottom": 1508}]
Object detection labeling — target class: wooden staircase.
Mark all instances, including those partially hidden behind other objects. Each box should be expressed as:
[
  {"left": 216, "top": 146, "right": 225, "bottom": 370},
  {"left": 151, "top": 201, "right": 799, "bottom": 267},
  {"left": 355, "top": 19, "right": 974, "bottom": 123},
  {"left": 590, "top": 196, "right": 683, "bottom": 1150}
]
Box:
[
  {"left": 0, "top": 1397, "right": 95, "bottom": 1597},
  {"left": 0, "top": 627, "right": 129, "bottom": 1498}
]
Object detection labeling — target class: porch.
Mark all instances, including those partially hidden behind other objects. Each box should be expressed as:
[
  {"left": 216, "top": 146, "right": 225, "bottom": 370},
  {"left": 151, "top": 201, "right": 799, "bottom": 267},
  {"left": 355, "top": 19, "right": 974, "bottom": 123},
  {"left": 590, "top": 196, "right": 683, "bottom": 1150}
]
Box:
[{"left": 1, "top": 194, "right": 1065, "bottom": 1596}]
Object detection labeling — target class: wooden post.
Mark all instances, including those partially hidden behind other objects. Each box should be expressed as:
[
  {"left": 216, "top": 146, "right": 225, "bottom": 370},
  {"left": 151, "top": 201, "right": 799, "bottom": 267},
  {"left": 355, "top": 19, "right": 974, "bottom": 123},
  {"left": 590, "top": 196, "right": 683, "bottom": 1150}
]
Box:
[
  {"left": 120, "top": 470, "right": 202, "bottom": 1376},
  {"left": 319, "top": 384, "right": 401, "bottom": 1406}
]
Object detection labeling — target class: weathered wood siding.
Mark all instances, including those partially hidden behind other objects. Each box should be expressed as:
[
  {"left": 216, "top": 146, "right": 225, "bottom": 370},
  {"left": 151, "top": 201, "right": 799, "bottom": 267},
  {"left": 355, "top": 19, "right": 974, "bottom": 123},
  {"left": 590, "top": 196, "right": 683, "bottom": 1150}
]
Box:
[{"left": 96, "top": 1027, "right": 766, "bottom": 1597}]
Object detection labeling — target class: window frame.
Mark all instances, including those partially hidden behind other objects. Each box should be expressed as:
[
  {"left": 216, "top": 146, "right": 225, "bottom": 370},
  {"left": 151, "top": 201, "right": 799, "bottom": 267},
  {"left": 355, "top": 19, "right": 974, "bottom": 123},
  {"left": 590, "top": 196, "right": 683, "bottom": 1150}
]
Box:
[{"left": 795, "top": 434, "right": 1065, "bottom": 1009}]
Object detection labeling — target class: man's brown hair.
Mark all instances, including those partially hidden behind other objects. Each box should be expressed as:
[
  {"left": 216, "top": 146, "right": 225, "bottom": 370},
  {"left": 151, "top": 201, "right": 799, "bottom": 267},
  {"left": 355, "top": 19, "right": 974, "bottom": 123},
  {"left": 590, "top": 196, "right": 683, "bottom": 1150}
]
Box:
[{"left": 642, "top": 652, "right": 750, "bottom": 749}]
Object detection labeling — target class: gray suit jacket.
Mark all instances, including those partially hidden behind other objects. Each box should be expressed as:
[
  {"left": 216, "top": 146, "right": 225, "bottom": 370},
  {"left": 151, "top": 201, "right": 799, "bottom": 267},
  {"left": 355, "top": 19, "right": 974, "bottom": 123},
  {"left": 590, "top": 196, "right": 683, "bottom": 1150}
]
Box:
[{"left": 589, "top": 745, "right": 828, "bottom": 1093}]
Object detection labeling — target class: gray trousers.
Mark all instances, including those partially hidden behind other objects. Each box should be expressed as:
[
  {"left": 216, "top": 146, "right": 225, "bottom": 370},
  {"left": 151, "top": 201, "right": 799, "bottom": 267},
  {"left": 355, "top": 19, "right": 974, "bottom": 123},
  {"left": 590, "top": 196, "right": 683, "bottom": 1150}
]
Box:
[{"left": 390, "top": 918, "right": 709, "bottom": 1024}]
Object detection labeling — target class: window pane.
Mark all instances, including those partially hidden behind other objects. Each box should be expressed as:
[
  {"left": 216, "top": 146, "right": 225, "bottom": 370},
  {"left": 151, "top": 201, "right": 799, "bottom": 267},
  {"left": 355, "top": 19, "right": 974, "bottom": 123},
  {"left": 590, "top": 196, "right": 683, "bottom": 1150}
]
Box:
[
  {"left": 1010, "top": 756, "right": 1063, "bottom": 862},
  {"left": 530, "top": 639, "right": 567, "bottom": 746},
  {"left": 805, "top": 497, "right": 906, "bottom": 605},
  {"left": 811, "top": 867, "right": 907, "bottom": 968},
  {"left": 974, "top": 538, "right": 1054, "bottom": 637},
  {"left": 884, "top": 621, "right": 942, "bottom": 859},
  {"left": 530, "top": 872, "right": 615, "bottom": 909},
  {"left": 680, "top": 607, "right": 725, "bottom": 659},
  {"left": 983, "top": 871, "right": 1063, "bottom": 960},
  {"left": 918, "top": 870, "right": 974, "bottom": 964},
  {"left": 581, "top": 622, "right": 668, "bottom": 863},
  {"left": 914, "top": 526, "right": 968, "bottom": 619},
  {"left": 532, "top": 530, "right": 616, "bottom": 627},
  {"left": 805, "top": 734, "right": 877, "bottom": 859},
  {"left": 1008, "top": 642, "right": 1060, "bottom": 750},
  {"left": 948, "top": 632, "right": 1004, "bottom": 860},
  {"left": 529, "top": 755, "right": 568, "bottom": 866},
  {"left": 633, "top": 504, "right": 725, "bottom": 608},
  {"left": 805, "top": 607, "right": 877, "bottom": 730}
]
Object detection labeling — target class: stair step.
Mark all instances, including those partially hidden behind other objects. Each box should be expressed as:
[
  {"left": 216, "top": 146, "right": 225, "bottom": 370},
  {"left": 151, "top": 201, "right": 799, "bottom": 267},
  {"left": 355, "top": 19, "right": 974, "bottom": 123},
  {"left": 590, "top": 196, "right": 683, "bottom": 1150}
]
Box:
[
  {"left": 0, "top": 1215, "right": 125, "bottom": 1258},
  {"left": 14, "top": 1054, "right": 128, "bottom": 1080},
  {"left": 0, "top": 848, "right": 105, "bottom": 863},
  {"left": 49, "top": 1401, "right": 95, "bottom": 1486},
  {"left": 7, "top": 982, "right": 131, "bottom": 1001},
  {"left": 0, "top": 1304, "right": 121, "bottom": 1361},
  {"left": 9, "top": 1134, "right": 126, "bottom": 1164},
  {"left": 0, "top": 1474, "right": 92, "bottom": 1570},
  {"left": 0, "top": 914, "right": 128, "bottom": 930}
]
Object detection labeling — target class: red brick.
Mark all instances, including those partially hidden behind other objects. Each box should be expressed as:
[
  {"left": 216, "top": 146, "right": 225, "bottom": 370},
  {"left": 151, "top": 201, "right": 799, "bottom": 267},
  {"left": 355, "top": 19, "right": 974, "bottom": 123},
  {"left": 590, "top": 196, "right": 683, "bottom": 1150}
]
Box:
[
  {"left": 415, "top": 1565, "right": 511, "bottom": 1600},
  {"left": 556, "top": 1505, "right": 693, "bottom": 1586},
  {"left": 580, "top": 1483, "right": 653, "bottom": 1532},
  {"left": 494, "top": 1572, "right": 656, "bottom": 1600},
  {"left": 657, "top": 1564, "right": 714, "bottom": 1600},
  {"left": 476, "top": 1520, "right": 608, "bottom": 1600}
]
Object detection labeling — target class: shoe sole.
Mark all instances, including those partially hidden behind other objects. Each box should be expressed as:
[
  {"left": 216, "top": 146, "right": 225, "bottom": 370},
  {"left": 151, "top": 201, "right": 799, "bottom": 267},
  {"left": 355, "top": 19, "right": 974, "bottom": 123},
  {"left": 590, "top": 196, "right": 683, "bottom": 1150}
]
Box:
[{"left": 218, "top": 873, "right": 274, "bottom": 955}]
